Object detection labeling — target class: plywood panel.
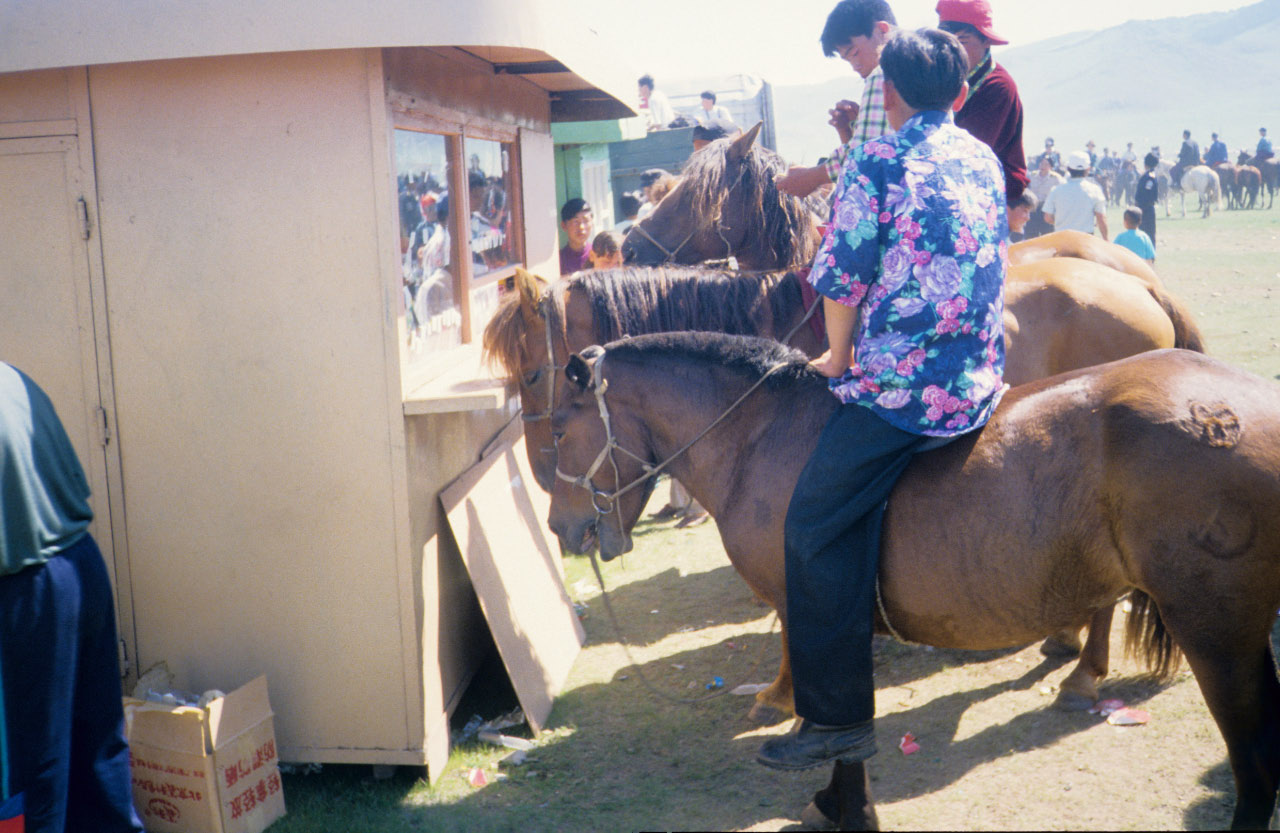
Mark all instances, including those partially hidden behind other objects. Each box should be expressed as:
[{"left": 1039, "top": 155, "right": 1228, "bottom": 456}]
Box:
[{"left": 440, "top": 436, "right": 582, "bottom": 732}]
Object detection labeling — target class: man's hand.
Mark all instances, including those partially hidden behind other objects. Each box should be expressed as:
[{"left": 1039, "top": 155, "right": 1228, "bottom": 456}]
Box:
[
  {"left": 828, "top": 99, "right": 860, "bottom": 145},
  {"left": 809, "top": 347, "right": 853, "bottom": 379},
  {"left": 775, "top": 165, "right": 829, "bottom": 198}
]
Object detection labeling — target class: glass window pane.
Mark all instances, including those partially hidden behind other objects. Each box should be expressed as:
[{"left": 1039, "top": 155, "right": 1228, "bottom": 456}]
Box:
[
  {"left": 395, "top": 129, "right": 459, "bottom": 356},
  {"left": 464, "top": 138, "right": 514, "bottom": 279}
]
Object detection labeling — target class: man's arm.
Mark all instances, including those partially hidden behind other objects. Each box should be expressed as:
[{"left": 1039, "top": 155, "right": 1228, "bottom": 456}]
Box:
[
  {"left": 811, "top": 297, "right": 860, "bottom": 378},
  {"left": 1095, "top": 211, "right": 1109, "bottom": 241}
]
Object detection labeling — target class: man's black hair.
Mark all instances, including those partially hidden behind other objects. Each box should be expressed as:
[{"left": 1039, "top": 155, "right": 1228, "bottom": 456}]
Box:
[
  {"left": 638, "top": 74, "right": 655, "bottom": 89},
  {"left": 1014, "top": 189, "right": 1038, "bottom": 210},
  {"left": 1183, "top": 129, "right": 1191, "bottom": 138},
  {"left": 879, "top": 28, "right": 967, "bottom": 111},
  {"left": 938, "top": 20, "right": 983, "bottom": 41},
  {"left": 700, "top": 90, "right": 716, "bottom": 103},
  {"left": 692, "top": 122, "right": 731, "bottom": 144},
  {"left": 560, "top": 197, "right": 590, "bottom": 223},
  {"left": 639, "top": 168, "right": 668, "bottom": 188},
  {"left": 820, "top": 0, "right": 896, "bottom": 57},
  {"left": 618, "top": 194, "right": 642, "bottom": 218},
  {"left": 1144, "top": 153, "right": 1159, "bottom": 169},
  {"left": 1123, "top": 206, "right": 1143, "bottom": 225}
]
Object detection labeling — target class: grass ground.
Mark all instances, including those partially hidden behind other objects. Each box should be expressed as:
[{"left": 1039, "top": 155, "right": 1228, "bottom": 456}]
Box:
[{"left": 273, "top": 203, "right": 1280, "bottom": 832}]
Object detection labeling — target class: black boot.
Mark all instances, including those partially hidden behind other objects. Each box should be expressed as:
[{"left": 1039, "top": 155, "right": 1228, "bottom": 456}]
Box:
[{"left": 756, "top": 719, "right": 877, "bottom": 771}]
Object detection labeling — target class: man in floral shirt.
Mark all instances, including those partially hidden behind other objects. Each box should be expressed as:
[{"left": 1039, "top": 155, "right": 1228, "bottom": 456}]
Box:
[{"left": 759, "top": 27, "right": 1006, "bottom": 772}]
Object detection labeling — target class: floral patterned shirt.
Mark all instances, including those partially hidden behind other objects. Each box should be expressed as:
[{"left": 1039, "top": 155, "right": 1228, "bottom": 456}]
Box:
[{"left": 808, "top": 109, "right": 1008, "bottom": 437}]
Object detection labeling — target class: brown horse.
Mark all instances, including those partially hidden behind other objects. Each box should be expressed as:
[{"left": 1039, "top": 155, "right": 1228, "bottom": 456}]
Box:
[
  {"left": 621, "top": 122, "right": 823, "bottom": 271},
  {"left": 483, "top": 261, "right": 1190, "bottom": 718},
  {"left": 546, "top": 332, "right": 1280, "bottom": 830},
  {"left": 1240, "top": 150, "right": 1278, "bottom": 209}
]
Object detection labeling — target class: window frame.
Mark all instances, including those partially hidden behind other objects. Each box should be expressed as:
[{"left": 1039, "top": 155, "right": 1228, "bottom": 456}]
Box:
[{"left": 389, "top": 94, "right": 524, "bottom": 348}]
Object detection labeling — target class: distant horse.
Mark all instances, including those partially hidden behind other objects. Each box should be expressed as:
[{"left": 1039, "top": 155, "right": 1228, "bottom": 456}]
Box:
[
  {"left": 1213, "top": 163, "right": 1239, "bottom": 209},
  {"left": 483, "top": 259, "right": 1195, "bottom": 720},
  {"left": 1239, "top": 150, "right": 1277, "bottom": 209},
  {"left": 1235, "top": 164, "right": 1263, "bottom": 210},
  {"left": 547, "top": 333, "right": 1280, "bottom": 830},
  {"left": 1178, "top": 165, "right": 1222, "bottom": 217}
]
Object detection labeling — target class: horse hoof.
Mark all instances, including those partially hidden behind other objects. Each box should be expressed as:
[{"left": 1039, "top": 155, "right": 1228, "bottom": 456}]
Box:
[
  {"left": 1039, "top": 636, "right": 1082, "bottom": 659},
  {"left": 748, "top": 702, "right": 790, "bottom": 726},
  {"left": 800, "top": 800, "right": 838, "bottom": 831},
  {"left": 1054, "top": 689, "right": 1096, "bottom": 712}
]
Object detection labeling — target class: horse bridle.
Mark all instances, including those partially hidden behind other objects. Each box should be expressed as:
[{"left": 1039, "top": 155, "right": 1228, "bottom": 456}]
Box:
[
  {"left": 553, "top": 352, "right": 791, "bottom": 521},
  {"left": 520, "top": 293, "right": 565, "bottom": 425},
  {"left": 625, "top": 161, "right": 752, "bottom": 266}
]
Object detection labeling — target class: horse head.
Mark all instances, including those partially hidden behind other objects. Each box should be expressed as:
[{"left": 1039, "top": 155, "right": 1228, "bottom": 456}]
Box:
[
  {"left": 547, "top": 346, "right": 654, "bottom": 559},
  {"left": 622, "top": 124, "right": 818, "bottom": 270},
  {"left": 481, "top": 266, "right": 559, "bottom": 490}
]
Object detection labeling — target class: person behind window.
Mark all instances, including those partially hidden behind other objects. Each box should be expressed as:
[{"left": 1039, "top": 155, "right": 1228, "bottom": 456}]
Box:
[
  {"left": 0, "top": 364, "right": 144, "bottom": 833},
  {"left": 638, "top": 74, "right": 675, "bottom": 131},
  {"left": 559, "top": 198, "right": 594, "bottom": 277},
  {"left": 697, "top": 91, "right": 734, "bottom": 127}
]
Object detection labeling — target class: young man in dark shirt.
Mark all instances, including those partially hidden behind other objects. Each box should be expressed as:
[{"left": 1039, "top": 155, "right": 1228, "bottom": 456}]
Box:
[
  {"left": 1134, "top": 153, "right": 1160, "bottom": 246},
  {"left": 937, "top": 0, "right": 1027, "bottom": 205}
]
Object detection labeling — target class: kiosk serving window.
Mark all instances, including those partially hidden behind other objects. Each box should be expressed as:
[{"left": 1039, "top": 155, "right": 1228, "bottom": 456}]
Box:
[{"left": 392, "top": 117, "right": 523, "bottom": 391}]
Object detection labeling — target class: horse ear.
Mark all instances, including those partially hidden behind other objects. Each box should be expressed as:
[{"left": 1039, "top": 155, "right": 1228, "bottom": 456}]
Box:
[
  {"left": 565, "top": 346, "right": 603, "bottom": 391},
  {"left": 514, "top": 267, "right": 547, "bottom": 310},
  {"left": 726, "top": 121, "right": 763, "bottom": 165}
]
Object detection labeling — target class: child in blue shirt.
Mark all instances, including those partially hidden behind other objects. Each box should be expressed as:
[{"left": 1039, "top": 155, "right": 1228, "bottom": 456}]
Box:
[{"left": 1114, "top": 206, "right": 1156, "bottom": 263}]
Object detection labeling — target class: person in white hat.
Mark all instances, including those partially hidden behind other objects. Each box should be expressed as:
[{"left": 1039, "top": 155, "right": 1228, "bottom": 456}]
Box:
[{"left": 1041, "top": 150, "right": 1108, "bottom": 239}]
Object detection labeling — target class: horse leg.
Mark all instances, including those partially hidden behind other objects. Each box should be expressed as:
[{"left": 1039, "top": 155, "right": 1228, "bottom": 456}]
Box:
[
  {"left": 805, "top": 762, "right": 879, "bottom": 831},
  {"left": 1159, "top": 608, "right": 1280, "bottom": 829},
  {"left": 1054, "top": 605, "right": 1116, "bottom": 711},
  {"left": 1040, "top": 627, "right": 1084, "bottom": 658},
  {"left": 750, "top": 624, "right": 795, "bottom": 725}
]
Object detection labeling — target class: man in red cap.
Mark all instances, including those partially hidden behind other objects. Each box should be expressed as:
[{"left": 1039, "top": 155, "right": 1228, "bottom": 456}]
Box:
[{"left": 937, "top": 0, "right": 1028, "bottom": 206}]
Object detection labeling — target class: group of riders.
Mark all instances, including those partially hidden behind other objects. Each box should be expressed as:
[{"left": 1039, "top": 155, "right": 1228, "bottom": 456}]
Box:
[{"left": 1031, "top": 128, "right": 1276, "bottom": 209}]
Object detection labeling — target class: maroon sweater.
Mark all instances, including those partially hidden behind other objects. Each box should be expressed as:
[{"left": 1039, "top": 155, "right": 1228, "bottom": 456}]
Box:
[{"left": 955, "top": 57, "right": 1028, "bottom": 204}]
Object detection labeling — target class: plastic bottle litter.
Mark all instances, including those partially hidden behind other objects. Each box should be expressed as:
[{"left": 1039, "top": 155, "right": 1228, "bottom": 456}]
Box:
[
  {"left": 729, "top": 683, "right": 770, "bottom": 696},
  {"left": 1088, "top": 698, "right": 1126, "bottom": 716},
  {"left": 467, "top": 767, "right": 489, "bottom": 787},
  {"left": 706, "top": 676, "right": 724, "bottom": 690},
  {"left": 899, "top": 733, "right": 921, "bottom": 755}
]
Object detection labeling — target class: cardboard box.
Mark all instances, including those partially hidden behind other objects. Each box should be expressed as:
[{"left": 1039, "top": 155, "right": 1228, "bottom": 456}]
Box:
[{"left": 125, "top": 675, "right": 285, "bottom": 833}]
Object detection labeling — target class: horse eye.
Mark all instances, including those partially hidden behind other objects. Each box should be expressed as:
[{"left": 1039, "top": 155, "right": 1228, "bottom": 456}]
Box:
[{"left": 523, "top": 368, "right": 542, "bottom": 386}]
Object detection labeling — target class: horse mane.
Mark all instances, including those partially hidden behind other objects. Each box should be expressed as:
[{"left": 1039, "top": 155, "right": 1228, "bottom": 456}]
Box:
[
  {"left": 562, "top": 266, "right": 808, "bottom": 344},
  {"left": 482, "top": 288, "right": 538, "bottom": 379},
  {"left": 679, "top": 139, "right": 821, "bottom": 269},
  {"left": 602, "top": 331, "right": 823, "bottom": 395}
]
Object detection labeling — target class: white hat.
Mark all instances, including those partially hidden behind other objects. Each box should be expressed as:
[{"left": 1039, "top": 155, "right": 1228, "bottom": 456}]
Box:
[{"left": 1066, "top": 151, "right": 1091, "bottom": 171}]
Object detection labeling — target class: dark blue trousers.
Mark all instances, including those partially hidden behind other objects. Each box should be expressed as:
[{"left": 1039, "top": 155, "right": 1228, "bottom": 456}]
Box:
[
  {"left": 0, "top": 535, "right": 142, "bottom": 833},
  {"left": 784, "top": 403, "right": 929, "bottom": 726}
]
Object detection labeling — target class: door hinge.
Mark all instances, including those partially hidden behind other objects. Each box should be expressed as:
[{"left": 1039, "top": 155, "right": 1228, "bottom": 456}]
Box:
[
  {"left": 96, "top": 405, "right": 111, "bottom": 447},
  {"left": 77, "top": 196, "right": 91, "bottom": 240}
]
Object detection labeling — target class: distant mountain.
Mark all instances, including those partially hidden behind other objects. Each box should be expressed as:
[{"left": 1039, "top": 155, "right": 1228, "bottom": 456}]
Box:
[{"left": 767, "top": 0, "right": 1280, "bottom": 166}]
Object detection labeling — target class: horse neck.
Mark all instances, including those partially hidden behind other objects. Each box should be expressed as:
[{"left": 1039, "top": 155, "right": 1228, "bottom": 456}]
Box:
[{"left": 604, "top": 353, "right": 825, "bottom": 520}]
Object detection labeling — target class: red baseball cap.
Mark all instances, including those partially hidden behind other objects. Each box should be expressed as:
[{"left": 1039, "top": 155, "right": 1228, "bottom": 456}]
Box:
[{"left": 936, "top": 0, "right": 1009, "bottom": 45}]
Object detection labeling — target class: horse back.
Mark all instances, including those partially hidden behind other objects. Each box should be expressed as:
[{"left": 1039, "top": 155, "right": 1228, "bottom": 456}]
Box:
[{"left": 878, "top": 350, "right": 1280, "bottom": 648}]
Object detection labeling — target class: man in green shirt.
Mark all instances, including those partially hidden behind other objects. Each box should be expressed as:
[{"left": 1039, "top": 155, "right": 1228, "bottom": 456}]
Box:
[{"left": 0, "top": 363, "right": 141, "bottom": 832}]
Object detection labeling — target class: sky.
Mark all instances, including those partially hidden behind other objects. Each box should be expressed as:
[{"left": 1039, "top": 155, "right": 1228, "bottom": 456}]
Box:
[{"left": 582, "top": 0, "right": 1257, "bottom": 88}]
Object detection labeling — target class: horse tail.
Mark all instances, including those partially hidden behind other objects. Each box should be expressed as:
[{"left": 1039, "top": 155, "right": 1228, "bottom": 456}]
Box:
[
  {"left": 1123, "top": 589, "right": 1183, "bottom": 682},
  {"left": 1148, "top": 285, "right": 1208, "bottom": 353}
]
